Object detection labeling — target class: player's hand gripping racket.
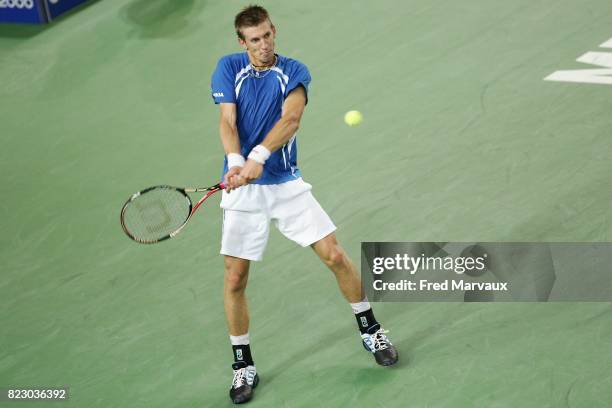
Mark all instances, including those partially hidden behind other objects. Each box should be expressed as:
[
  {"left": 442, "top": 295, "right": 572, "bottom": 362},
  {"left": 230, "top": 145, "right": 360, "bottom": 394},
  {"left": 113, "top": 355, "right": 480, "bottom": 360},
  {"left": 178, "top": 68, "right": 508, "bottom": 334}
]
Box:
[{"left": 120, "top": 182, "right": 224, "bottom": 244}]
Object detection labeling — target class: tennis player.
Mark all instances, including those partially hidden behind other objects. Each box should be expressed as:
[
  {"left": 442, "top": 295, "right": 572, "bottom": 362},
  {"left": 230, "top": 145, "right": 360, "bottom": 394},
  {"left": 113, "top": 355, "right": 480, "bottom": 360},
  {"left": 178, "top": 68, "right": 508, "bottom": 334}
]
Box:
[{"left": 211, "top": 5, "right": 398, "bottom": 404}]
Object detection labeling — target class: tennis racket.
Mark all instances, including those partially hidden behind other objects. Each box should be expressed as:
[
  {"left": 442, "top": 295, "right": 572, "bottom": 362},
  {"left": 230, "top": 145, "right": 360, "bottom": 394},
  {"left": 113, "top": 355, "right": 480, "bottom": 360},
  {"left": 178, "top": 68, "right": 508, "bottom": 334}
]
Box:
[{"left": 120, "top": 182, "right": 224, "bottom": 244}]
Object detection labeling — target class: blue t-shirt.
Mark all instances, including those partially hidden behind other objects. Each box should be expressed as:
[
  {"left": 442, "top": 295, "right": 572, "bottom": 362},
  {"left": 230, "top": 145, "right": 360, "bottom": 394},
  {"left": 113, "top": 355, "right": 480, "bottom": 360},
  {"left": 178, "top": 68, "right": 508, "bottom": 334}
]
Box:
[{"left": 211, "top": 52, "right": 311, "bottom": 185}]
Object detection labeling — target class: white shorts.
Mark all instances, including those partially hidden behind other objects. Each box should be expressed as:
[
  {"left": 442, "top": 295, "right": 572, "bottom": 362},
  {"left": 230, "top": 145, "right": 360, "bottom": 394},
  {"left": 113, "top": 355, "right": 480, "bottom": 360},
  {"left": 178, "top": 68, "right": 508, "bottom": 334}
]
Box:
[{"left": 220, "top": 178, "right": 336, "bottom": 261}]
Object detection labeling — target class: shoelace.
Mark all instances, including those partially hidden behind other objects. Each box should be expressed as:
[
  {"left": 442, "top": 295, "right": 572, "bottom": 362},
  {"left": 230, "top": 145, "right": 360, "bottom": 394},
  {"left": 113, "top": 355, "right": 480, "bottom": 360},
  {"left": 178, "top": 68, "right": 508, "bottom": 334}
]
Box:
[
  {"left": 370, "top": 328, "right": 390, "bottom": 351},
  {"left": 232, "top": 367, "right": 247, "bottom": 388},
  {"left": 232, "top": 367, "right": 255, "bottom": 388}
]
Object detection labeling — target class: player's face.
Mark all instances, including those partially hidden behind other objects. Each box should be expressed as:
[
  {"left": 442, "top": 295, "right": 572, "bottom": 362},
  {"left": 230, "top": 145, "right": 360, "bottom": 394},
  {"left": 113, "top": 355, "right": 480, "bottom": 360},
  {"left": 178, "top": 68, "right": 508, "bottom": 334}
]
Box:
[{"left": 239, "top": 21, "right": 276, "bottom": 66}]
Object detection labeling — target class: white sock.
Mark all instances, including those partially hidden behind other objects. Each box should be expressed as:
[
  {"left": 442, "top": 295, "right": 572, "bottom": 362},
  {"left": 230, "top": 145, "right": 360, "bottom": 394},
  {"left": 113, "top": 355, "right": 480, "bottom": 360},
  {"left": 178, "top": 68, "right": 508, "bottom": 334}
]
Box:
[
  {"left": 350, "top": 299, "right": 372, "bottom": 314},
  {"left": 229, "top": 333, "right": 250, "bottom": 346}
]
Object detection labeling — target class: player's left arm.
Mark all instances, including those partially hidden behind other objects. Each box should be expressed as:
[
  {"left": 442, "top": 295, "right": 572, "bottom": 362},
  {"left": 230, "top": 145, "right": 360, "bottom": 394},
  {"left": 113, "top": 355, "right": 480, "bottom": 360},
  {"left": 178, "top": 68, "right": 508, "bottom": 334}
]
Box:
[
  {"left": 260, "top": 85, "right": 307, "bottom": 152},
  {"left": 237, "top": 86, "right": 307, "bottom": 184}
]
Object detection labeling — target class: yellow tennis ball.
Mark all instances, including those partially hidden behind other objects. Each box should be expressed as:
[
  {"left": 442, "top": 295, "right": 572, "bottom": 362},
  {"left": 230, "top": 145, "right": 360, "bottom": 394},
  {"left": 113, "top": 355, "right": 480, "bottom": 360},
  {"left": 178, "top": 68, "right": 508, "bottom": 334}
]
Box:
[{"left": 344, "top": 110, "right": 363, "bottom": 126}]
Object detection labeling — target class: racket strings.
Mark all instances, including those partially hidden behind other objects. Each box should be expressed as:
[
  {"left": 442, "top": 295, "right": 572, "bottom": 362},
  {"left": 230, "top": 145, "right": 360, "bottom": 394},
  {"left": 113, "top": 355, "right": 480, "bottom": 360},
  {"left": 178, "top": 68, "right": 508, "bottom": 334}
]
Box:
[{"left": 122, "top": 188, "right": 191, "bottom": 242}]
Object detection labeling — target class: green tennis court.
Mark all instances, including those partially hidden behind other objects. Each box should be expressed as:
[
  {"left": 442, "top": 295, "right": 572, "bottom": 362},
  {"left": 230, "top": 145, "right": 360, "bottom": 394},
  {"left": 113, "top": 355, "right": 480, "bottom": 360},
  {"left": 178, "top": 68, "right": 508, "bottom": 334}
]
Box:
[{"left": 1, "top": 0, "right": 611, "bottom": 407}]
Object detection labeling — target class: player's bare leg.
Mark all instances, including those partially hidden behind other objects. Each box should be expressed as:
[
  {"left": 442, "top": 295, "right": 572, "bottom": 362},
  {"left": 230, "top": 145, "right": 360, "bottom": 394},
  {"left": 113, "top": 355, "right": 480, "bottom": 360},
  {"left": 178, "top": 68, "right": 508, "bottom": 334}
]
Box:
[
  {"left": 224, "top": 256, "right": 251, "bottom": 335},
  {"left": 310, "top": 233, "right": 363, "bottom": 302},
  {"left": 224, "top": 256, "right": 259, "bottom": 404},
  {"left": 312, "top": 233, "right": 363, "bottom": 303},
  {"left": 311, "top": 233, "right": 399, "bottom": 366}
]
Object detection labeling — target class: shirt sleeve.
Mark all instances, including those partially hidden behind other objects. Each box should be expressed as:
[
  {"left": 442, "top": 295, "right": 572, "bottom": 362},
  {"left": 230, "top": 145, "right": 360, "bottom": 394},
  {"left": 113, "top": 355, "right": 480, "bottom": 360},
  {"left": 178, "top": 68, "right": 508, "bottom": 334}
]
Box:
[
  {"left": 211, "top": 57, "right": 236, "bottom": 104},
  {"left": 285, "top": 60, "right": 311, "bottom": 103}
]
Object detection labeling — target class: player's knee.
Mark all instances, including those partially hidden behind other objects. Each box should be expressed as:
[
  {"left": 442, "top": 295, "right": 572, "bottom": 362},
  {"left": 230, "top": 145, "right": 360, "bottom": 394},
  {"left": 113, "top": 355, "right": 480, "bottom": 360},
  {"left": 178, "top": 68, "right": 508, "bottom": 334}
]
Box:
[
  {"left": 322, "top": 245, "right": 347, "bottom": 269},
  {"left": 224, "top": 262, "right": 248, "bottom": 292},
  {"left": 223, "top": 257, "right": 249, "bottom": 292},
  {"left": 225, "top": 270, "right": 247, "bottom": 292}
]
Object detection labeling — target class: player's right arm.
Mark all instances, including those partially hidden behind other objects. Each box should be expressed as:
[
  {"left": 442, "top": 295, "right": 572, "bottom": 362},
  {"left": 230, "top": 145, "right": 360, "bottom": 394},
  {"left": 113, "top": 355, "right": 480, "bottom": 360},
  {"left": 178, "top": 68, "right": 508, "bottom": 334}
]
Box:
[
  {"left": 212, "top": 56, "right": 242, "bottom": 192},
  {"left": 219, "top": 103, "right": 243, "bottom": 192}
]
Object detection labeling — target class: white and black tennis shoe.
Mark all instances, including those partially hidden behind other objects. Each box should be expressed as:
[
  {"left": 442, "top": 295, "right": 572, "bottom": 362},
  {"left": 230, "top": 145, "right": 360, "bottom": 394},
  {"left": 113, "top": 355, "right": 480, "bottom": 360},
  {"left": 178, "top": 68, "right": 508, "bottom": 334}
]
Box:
[
  {"left": 361, "top": 324, "right": 399, "bottom": 366},
  {"left": 229, "top": 361, "right": 259, "bottom": 404}
]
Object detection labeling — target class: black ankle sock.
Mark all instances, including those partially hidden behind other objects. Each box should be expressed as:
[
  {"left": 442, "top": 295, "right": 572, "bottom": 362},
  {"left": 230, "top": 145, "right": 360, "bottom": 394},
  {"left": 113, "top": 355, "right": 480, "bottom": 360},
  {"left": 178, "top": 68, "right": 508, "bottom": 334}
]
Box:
[
  {"left": 355, "top": 308, "right": 380, "bottom": 334},
  {"left": 232, "top": 344, "right": 254, "bottom": 366}
]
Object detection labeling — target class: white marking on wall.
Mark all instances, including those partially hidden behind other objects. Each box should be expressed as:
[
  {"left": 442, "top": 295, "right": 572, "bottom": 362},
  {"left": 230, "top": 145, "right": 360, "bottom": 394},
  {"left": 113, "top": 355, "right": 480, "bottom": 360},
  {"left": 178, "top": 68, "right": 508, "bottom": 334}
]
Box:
[
  {"left": 544, "top": 38, "right": 612, "bottom": 85},
  {"left": 600, "top": 38, "right": 612, "bottom": 48}
]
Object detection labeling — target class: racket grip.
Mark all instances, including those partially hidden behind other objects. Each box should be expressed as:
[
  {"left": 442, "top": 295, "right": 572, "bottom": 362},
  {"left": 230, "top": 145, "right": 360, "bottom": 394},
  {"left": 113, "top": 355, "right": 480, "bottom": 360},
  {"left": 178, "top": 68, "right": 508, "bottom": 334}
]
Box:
[{"left": 219, "top": 182, "right": 226, "bottom": 189}]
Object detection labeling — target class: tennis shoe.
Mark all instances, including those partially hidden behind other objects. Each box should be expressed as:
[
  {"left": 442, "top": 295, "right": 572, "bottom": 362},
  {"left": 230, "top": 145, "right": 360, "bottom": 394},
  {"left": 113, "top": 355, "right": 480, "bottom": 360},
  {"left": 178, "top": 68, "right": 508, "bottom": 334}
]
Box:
[
  {"left": 361, "top": 324, "right": 399, "bottom": 366},
  {"left": 229, "top": 361, "right": 259, "bottom": 404}
]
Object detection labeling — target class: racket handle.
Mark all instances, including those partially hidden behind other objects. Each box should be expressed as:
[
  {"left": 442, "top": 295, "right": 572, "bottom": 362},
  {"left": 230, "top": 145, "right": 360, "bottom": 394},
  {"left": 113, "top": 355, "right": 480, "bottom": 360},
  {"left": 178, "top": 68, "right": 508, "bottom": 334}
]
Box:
[{"left": 188, "top": 183, "right": 225, "bottom": 193}]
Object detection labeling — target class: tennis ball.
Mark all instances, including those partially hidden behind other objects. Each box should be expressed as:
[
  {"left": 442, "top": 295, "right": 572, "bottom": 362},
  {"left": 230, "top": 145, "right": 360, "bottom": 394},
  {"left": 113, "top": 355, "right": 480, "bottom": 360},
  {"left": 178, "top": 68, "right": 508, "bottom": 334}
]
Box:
[{"left": 344, "top": 110, "right": 363, "bottom": 126}]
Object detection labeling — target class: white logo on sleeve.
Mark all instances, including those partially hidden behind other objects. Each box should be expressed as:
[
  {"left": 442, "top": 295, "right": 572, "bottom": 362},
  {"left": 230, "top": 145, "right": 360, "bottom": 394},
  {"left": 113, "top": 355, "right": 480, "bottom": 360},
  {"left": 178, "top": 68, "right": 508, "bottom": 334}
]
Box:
[
  {"left": 0, "top": 0, "right": 35, "bottom": 9},
  {"left": 213, "top": 92, "right": 224, "bottom": 98}
]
